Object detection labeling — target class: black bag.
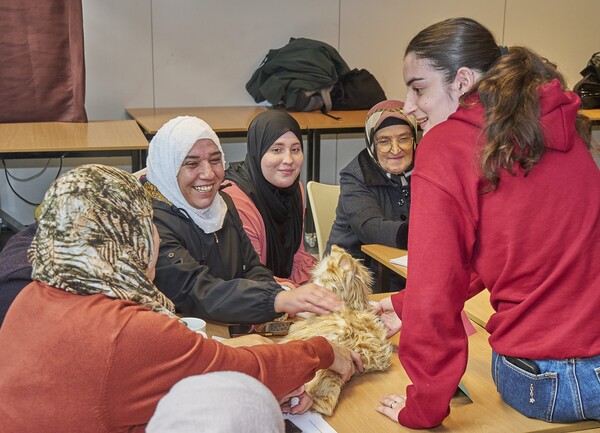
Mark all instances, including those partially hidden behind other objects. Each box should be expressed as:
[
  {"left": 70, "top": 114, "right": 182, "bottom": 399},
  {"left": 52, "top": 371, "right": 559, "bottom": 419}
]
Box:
[
  {"left": 573, "top": 52, "right": 600, "bottom": 109},
  {"left": 331, "top": 68, "right": 387, "bottom": 110}
]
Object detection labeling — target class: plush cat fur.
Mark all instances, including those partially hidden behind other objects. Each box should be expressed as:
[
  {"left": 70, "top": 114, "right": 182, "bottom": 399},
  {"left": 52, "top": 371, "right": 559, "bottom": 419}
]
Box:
[{"left": 281, "top": 245, "right": 392, "bottom": 416}]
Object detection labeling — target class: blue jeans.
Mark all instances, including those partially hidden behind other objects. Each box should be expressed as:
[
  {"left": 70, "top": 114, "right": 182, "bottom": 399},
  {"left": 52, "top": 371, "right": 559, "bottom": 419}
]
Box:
[{"left": 492, "top": 351, "right": 600, "bottom": 422}]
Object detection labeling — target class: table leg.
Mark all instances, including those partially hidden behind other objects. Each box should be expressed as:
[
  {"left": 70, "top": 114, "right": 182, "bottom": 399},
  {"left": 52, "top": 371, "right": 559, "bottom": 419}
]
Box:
[
  {"left": 375, "top": 265, "right": 391, "bottom": 294},
  {"left": 131, "top": 150, "right": 147, "bottom": 172},
  {"left": 312, "top": 130, "right": 321, "bottom": 182},
  {"left": 304, "top": 130, "right": 317, "bottom": 234}
]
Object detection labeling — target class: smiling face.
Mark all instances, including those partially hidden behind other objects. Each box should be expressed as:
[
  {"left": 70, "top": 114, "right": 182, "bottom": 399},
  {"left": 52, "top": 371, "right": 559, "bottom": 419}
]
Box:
[
  {"left": 177, "top": 139, "right": 224, "bottom": 209},
  {"left": 374, "top": 124, "right": 414, "bottom": 174},
  {"left": 403, "top": 53, "right": 461, "bottom": 135},
  {"left": 260, "top": 131, "right": 304, "bottom": 188}
]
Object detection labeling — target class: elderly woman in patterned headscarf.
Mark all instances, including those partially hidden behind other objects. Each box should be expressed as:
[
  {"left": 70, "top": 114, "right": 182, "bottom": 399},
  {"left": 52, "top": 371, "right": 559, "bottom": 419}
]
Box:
[
  {"left": 327, "top": 100, "right": 417, "bottom": 290},
  {"left": 224, "top": 110, "right": 316, "bottom": 286},
  {"left": 29, "top": 164, "right": 174, "bottom": 315},
  {"left": 144, "top": 116, "right": 343, "bottom": 325},
  {"left": 0, "top": 164, "right": 362, "bottom": 432}
]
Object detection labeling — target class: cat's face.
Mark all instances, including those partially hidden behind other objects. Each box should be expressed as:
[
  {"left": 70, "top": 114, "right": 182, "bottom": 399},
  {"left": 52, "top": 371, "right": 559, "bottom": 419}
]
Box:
[{"left": 311, "top": 245, "right": 373, "bottom": 310}]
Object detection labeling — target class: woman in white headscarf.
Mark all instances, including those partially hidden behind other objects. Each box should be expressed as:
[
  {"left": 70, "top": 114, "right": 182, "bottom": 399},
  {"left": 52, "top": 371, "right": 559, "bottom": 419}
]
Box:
[
  {"left": 0, "top": 164, "right": 361, "bottom": 432},
  {"left": 145, "top": 116, "right": 343, "bottom": 324}
]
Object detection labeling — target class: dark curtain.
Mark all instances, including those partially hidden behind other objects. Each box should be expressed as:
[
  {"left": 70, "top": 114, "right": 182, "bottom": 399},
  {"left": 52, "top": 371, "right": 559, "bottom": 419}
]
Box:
[{"left": 0, "top": 0, "right": 87, "bottom": 122}]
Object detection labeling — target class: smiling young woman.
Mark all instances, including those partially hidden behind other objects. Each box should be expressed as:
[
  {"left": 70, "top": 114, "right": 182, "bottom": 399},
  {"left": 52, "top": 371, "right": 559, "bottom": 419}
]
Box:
[
  {"left": 374, "top": 17, "right": 600, "bottom": 429},
  {"left": 224, "top": 110, "right": 317, "bottom": 286}
]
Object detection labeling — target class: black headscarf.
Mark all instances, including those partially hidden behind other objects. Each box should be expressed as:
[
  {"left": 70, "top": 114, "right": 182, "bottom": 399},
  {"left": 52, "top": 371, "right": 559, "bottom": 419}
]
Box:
[{"left": 225, "top": 110, "right": 303, "bottom": 278}]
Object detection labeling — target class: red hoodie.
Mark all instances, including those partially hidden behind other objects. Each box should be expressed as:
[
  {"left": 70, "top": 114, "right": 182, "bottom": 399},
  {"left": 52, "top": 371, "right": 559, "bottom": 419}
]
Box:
[{"left": 392, "top": 79, "right": 600, "bottom": 428}]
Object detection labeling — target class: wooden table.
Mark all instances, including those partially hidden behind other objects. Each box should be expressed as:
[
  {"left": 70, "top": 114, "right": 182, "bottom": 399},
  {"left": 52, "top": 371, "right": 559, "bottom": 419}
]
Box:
[
  {"left": 125, "top": 106, "right": 368, "bottom": 182},
  {"left": 464, "top": 290, "right": 495, "bottom": 328},
  {"left": 580, "top": 109, "right": 600, "bottom": 124},
  {"left": 125, "top": 106, "right": 267, "bottom": 137},
  {"left": 361, "top": 244, "right": 497, "bottom": 329},
  {"left": 0, "top": 120, "right": 148, "bottom": 167},
  {"left": 329, "top": 317, "right": 600, "bottom": 431},
  {"left": 0, "top": 120, "right": 149, "bottom": 230},
  {"left": 206, "top": 293, "right": 600, "bottom": 433},
  {"left": 361, "top": 244, "right": 408, "bottom": 291}
]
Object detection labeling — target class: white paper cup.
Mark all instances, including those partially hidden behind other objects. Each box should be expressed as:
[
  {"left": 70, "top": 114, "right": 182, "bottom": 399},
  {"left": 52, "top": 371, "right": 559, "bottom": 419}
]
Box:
[{"left": 179, "top": 317, "right": 207, "bottom": 337}]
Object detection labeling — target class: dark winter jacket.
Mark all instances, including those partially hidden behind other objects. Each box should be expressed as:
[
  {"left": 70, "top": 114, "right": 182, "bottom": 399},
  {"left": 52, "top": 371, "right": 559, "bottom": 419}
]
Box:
[
  {"left": 150, "top": 187, "right": 285, "bottom": 325},
  {"left": 327, "top": 149, "right": 410, "bottom": 260},
  {"left": 246, "top": 37, "right": 350, "bottom": 110}
]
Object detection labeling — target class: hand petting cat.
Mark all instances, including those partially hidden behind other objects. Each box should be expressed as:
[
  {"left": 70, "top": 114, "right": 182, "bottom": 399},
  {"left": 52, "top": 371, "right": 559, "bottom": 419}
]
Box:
[
  {"left": 273, "top": 282, "right": 344, "bottom": 317},
  {"left": 373, "top": 296, "right": 402, "bottom": 338}
]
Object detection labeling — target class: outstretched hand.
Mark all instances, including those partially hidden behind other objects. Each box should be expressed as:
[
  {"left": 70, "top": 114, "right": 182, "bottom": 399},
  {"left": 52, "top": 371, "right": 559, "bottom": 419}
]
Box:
[
  {"left": 373, "top": 296, "right": 402, "bottom": 338},
  {"left": 274, "top": 283, "right": 344, "bottom": 317}
]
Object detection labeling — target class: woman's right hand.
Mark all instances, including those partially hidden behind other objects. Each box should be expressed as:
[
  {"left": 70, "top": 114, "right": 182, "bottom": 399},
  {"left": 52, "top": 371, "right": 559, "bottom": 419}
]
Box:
[
  {"left": 373, "top": 296, "right": 402, "bottom": 338},
  {"left": 274, "top": 283, "right": 344, "bottom": 317},
  {"left": 328, "top": 342, "right": 364, "bottom": 382}
]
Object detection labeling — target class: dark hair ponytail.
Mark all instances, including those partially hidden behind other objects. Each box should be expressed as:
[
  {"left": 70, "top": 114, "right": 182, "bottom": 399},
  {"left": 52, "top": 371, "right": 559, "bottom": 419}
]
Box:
[{"left": 474, "top": 47, "right": 590, "bottom": 190}]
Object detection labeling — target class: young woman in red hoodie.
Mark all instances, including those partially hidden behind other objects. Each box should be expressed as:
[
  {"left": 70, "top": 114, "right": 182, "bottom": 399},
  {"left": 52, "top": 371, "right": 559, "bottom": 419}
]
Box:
[{"left": 375, "top": 17, "right": 600, "bottom": 429}]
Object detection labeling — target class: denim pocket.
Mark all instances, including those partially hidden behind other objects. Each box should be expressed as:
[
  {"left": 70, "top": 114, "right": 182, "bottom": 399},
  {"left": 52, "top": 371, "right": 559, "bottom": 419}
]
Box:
[
  {"left": 496, "top": 355, "right": 558, "bottom": 422},
  {"left": 586, "top": 366, "right": 600, "bottom": 419}
]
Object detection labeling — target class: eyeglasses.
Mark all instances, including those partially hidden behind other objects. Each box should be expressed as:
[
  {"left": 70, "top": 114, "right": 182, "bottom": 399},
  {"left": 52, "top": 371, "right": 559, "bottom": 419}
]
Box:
[{"left": 374, "top": 136, "right": 414, "bottom": 152}]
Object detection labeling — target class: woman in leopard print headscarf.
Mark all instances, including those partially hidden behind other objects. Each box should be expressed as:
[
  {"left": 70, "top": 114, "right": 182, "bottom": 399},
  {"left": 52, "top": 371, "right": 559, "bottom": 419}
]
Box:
[
  {"left": 29, "top": 164, "right": 175, "bottom": 315},
  {"left": 0, "top": 163, "right": 360, "bottom": 433}
]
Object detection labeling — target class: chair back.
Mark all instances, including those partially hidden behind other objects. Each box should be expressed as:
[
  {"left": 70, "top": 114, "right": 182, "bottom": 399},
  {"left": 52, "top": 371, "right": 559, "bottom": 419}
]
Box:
[{"left": 306, "top": 181, "right": 340, "bottom": 259}]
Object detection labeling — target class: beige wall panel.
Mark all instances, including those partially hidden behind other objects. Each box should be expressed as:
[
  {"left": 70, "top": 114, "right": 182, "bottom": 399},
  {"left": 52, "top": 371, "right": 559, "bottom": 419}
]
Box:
[
  {"left": 151, "top": 0, "right": 341, "bottom": 107},
  {"left": 504, "top": 0, "right": 600, "bottom": 89},
  {"left": 82, "top": 0, "right": 154, "bottom": 120},
  {"left": 339, "top": 0, "right": 506, "bottom": 101}
]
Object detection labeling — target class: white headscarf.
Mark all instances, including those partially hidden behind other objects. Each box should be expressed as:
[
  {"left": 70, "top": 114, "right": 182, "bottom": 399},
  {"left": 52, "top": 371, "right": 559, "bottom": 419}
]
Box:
[
  {"left": 147, "top": 372, "right": 285, "bottom": 433},
  {"left": 147, "top": 116, "right": 227, "bottom": 234}
]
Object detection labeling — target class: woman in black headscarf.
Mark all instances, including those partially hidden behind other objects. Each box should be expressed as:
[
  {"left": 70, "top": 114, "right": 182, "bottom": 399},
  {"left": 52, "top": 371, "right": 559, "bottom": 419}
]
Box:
[{"left": 225, "top": 110, "right": 316, "bottom": 286}]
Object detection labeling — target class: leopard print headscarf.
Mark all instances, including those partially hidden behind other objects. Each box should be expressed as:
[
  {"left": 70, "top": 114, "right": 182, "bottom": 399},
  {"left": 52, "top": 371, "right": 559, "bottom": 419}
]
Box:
[{"left": 29, "top": 164, "right": 176, "bottom": 316}]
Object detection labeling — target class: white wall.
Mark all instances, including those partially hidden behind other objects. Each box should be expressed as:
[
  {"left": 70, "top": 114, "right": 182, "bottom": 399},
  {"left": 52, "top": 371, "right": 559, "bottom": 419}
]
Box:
[{"left": 1, "top": 0, "right": 599, "bottom": 226}]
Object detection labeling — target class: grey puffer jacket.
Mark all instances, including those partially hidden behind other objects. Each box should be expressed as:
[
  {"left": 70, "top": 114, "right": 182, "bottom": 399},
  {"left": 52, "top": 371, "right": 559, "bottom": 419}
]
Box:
[
  {"left": 150, "top": 185, "right": 284, "bottom": 325},
  {"left": 326, "top": 149, "right": 410, "bottom": 262}
]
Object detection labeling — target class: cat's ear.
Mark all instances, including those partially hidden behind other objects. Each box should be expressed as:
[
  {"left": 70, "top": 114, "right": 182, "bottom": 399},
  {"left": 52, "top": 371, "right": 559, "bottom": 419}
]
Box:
[
  {"left": 332, "top": 246, "right": 353, "bottom": 271},
  {"left": 330, "top": 245, "right": 342, "bottom": 254}
]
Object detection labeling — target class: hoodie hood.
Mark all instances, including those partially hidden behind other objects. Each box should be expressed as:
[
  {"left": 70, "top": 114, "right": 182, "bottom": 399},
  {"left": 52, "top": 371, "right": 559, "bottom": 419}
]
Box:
[
  {"left": 537, "top": 79, "right": 580, "bottom": 152},
  {"left": 450, "top": 78, "right": 580, "bottom": 152}
]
